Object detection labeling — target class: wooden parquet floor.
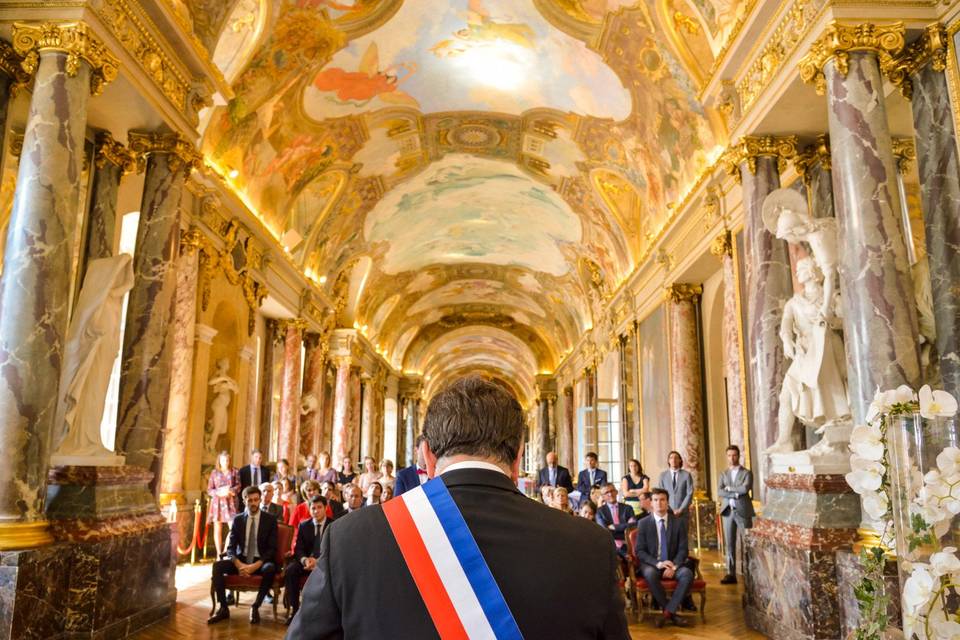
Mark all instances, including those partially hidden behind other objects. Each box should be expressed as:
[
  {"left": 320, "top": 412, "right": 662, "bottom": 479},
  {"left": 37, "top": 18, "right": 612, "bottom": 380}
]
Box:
[{"left": 133, "top": 550, "right": 765, "bottom": 639}]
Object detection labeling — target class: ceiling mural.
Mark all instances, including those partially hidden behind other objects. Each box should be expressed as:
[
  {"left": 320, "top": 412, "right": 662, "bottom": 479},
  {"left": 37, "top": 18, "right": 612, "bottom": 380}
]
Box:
[{"left": 201, "top": 0, "right": 733, "bottom": 403}]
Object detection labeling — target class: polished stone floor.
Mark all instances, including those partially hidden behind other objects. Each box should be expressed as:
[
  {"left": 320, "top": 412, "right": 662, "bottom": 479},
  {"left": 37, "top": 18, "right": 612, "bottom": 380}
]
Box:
[{"left": 132, "top": 550, "right": 763, "bottom": 639}]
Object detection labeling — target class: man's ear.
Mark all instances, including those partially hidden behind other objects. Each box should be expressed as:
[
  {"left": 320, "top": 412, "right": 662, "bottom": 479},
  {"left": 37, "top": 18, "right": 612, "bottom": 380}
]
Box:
[{"left": 423, "top": 441, "right": 439, "bottom": 477}]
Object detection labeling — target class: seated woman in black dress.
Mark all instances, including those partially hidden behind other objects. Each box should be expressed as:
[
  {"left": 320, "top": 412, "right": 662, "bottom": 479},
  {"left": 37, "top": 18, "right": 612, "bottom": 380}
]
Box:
[{"left": 620, "top": 458, "right": 649, "bottom": 515}]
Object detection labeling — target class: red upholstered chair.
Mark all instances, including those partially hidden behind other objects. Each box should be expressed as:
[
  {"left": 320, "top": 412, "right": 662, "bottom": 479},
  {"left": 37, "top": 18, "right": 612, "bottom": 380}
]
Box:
[
  {"left": 209, "top": 523, "right": 294, "bottom": 621},
  {"left": 627, "top": 528, "right": 707, "bottom": 622}
]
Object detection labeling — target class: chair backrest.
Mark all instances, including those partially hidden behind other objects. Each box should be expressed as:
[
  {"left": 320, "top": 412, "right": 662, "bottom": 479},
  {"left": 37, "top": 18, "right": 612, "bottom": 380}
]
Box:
[
  {"left": 276, "top": 523, "right": 293, "bottom": 565},
  {"left": 627, "top": 527, "right": 638, "bottom": 557}
]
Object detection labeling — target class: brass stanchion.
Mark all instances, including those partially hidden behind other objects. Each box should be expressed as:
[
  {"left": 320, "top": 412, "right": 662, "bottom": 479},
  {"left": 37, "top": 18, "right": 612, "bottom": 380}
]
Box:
[
  {"left": 693, "top": 495, "right": 703, "bottom": 555},
  {"left": 191, "top": 500, "right": 201, "bottom": 565}
]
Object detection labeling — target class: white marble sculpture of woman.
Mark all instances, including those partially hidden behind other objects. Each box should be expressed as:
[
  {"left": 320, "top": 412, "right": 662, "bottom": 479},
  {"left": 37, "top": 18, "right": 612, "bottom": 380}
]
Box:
[
  {"left": 766, "top": 257, "right": 851, "bottom": 453},
  {"left": 206, "top": 358, "right": 239, "bottom": 453},
  {"left": 52, "top": 255, "right": 135, "bottom": 464}
]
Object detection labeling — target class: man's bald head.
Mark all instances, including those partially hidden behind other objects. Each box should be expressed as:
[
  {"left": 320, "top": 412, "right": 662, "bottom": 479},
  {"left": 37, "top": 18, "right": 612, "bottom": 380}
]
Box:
[{"left": 546, "top": 451, "right": 558, "bottom": 466}]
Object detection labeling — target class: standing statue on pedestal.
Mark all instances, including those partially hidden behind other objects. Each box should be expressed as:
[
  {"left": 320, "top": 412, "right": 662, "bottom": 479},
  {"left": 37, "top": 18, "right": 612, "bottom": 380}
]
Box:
[
  {"left": 761, "top": 189, "right": 851, "bottom": 456},
  {"left": 51, "top": 255, "right": 135, "bottom": 465},
  {"left": 205, "top": 358, "right": 239, "bottom": 453}
]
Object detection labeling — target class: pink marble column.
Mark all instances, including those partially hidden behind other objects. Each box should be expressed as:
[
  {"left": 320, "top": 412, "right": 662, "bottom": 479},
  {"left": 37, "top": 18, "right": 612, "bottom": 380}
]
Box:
[
  {"left": 276, "top": 320, "right": 303, "bottom": 468},
  {"left": 667, "top": 284, "right": 707, "bottom": 491},
  {"left": 331, "top": 357, "right": 353, "bottom": 469},
  {"left": 712, "top": 232, "right": 747, "bottom": 452},
  {"left": 300, "top": 333, "right": 326, "bottom": 458},
  {"left": 158, "top": 229, "right": 202, "bottom": 505}
]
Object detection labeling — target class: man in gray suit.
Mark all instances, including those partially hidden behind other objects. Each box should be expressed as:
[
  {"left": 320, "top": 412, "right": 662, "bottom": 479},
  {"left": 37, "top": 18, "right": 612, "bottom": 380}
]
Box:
[
  {"left": 657, "top": 451, "right": 693, "bottom": 520},
  {"left": 717, "top": 445, "right": 754, "bottom": 584}
]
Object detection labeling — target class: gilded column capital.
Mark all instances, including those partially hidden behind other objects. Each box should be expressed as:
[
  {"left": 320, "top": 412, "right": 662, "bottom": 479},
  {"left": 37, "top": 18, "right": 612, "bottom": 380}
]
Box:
[
  {"left": 794, "top": 135, "right": 831, "bottom": 185},
  {"left": 722, "top": 135, "right": 798, "bottom": 183},
  {"left": 891, "top": 138, "right": 916, "bottom": 175},
  {"left": 891, "top": 23, "right": 948, "bottom": 100},
  {"left": 94, "top": 131, "right": 138, "bottom": 175},
  {"left": 12, "top": 22, "right": 119, "bottom": 96},
  {"left": 0, "top": 41, "right": 31, "bottom": 91},
  {"left": 664, "top": 283, "right": 703, "bottom": 304},
  {"left": 277, "top": 318, "right": 309, "bottom": 335},
  {"left": 127, "top": 131, "right": 202, "bottom": 175},
  {"left": 178, "top": 226, "right": 204, "bottom": 256},
  {"left": 709, "top": 230, "right": 733, "bottom": 258},
  {"left": 798, "top": 22, "right": 906, "bottom": 96}
]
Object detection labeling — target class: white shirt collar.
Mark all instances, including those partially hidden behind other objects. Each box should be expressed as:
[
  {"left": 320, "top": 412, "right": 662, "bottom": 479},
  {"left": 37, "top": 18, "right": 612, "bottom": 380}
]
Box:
[
  {"left": 439, "top": 460, "right": 508, "bottom": 476},
  {"left": 655, "top": 514, "right": 668, "bottom": 525}
]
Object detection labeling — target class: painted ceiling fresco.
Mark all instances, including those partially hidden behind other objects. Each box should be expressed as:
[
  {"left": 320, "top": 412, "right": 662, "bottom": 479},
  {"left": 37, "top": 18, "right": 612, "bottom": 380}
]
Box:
[{"left": 200, "top": 0, "right": 744, "bottom": 403}]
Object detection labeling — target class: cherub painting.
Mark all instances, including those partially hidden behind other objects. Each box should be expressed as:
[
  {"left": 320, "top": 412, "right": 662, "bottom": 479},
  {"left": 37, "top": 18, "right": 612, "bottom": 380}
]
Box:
[
  {"left": 311, "top": 42, "right": 419, "bottom": 108},
  {"left": 430, "top": 0, "right": 535, "bottom": 58}
]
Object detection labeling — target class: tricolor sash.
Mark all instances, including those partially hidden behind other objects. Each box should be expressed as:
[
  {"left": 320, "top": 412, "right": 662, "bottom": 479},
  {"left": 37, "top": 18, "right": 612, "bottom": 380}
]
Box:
[{"left": 382, "top": 477, "right": 523, "bottom": 640}]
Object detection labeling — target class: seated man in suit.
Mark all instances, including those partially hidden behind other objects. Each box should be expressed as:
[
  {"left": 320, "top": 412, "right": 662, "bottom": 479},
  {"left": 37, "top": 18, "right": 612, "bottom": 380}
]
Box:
[
  {"left": 595, "top": 483, "right": 637, "bottom": 557},
  {"left": 258, "top": 481, "right": 283, "bottom": 519},
  {"left": 576, "top": 452, "right": 608, "bottom": 496},
  {"left": 342, "top": 484, "right": 364, "bottom": 514},
  {"left": 208, "top": 485, "right": 279, "bottom": 625},
  {"left": 633, "top": 488, "right": 693, "bottom": 628},
  {"left": 657, "top": 451, "right": 694, "bottom": 520},
  {"left": 393, "top": 434, "right": 428, "bottom": 497},
  {"left": 536, "top": 451, "right": 574, "bottom": 492},
  {"left": 284, "top": 496, "right": 329, "bottom": 625}
]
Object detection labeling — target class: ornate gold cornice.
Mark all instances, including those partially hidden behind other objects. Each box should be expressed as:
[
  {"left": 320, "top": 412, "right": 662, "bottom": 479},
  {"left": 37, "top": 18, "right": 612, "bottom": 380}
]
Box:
[
  {"left": 127, "top": 131, "right": 202, "bottom": 174},
  {"left": 710, "top": 230, "right": 733, "bottom": 258},
  {"left": 892, "top": 24, "right": 948, "bottom": 100},
  {"left": 93, "top": 131, "right": 138, "bottom": 175},
  {"left": 664, "top": 283, "right": 703, "bottom": 304},
  {"left": 798, "top": 22, "right": 906, "bottom": 96},
  {"left": 12, "top": 22, "right": 119, "bottom": 96},
  {"left": 277, "top": 318, "right": 309, "bottom": 335},
  {"left": 723, "top": 136, "right": 798, "bottom": 183},
  {"left": 892, "top": 138, "right": 916, "bottom": 175},
  {"left": 179, "top": 226, "right": 204, "bottom": 256},
  {"left": 0, "top": 40, "right": 32, "bottom": 92},
  {"left": 794, "top": 135, "right": 831, "bottom": 186}
]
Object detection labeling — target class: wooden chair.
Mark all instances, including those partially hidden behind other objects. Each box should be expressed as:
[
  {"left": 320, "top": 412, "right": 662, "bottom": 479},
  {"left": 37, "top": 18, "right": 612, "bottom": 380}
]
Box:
[
  {"left": 209, "top": 522, "right": 294, "bottom": 621},
  {"left": 627, "top": 528, "right": 707, "bottom": 622}
]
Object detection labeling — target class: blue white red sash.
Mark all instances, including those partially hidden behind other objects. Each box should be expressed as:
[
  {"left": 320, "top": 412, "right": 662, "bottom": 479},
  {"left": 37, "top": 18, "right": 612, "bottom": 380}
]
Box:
[{"left": 382, "top": 477, "right": 523, "bottom": 640}]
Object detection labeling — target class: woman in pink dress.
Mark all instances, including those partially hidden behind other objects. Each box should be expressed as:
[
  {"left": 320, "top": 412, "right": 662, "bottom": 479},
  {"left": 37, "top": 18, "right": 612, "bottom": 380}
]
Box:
[{"left": 207, "top": 450, "right": 240, "bottom": 558}]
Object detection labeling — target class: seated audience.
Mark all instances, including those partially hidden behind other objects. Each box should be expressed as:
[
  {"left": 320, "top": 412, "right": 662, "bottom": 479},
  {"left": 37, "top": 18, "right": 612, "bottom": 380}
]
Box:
[
  {"left": 596, "top": 483, "right": 637, "bottom": 557},
  {"left": 259, "top": 481, "right": 283, "bottom": 519},
  {"left": 278, "top": 478, "right": 298, "bottom": 521},
  {"left": 342, "top": 484, "right": 364, "bottom": 514},
  {"left": 577, "top": 500, "right": 599, "bottom": 521},
  {"left": 298, "top": 454, "right": 319, "bottom": 484},
  {"left": 394, "top": 435, "right": 428, "bottom": 497},
  {"left": 365, "top": 481, "right": 383, "bottom": 506},
  {"left": 540, "top": 485, "right": 555, "bottom": 505},
  {"left": 576, "top": 452, "right": 608, "bottom": 496},
  {"left": 621, "top": 458, "right": 650, "bottom": 515},
  {"left": 320, "top": 481, "right": 345, "bottom": 520},
  {"left": 382, "top": 484, "right": 394, "bottom": 502},
  {"left": 315, "top": 451, "right": 338, "bottom": 484},
  {"left": 636, "top": 491, "right": 653, "bottom": 520},
  {"left": 272, "top": 458, "right": 298, "bottom": 490},
  {"left": 284, "top": 496, "right": 328, "bottom": 625},
  {"left": 552, "top": 486, "right": 574, "bottom": 514},
  {"left": 208, "top": 485, "right": 279, "bottom": 626},
  {"left": 287, "top": 480, "right": 321, "bottom": 532},
  {"left": 633, "top": 488, "right": 693, "bottom": 628},
  {"left": 536, "top": 451, "right": 574, "bottom": 491},
  {"left": 589, "top": 486, "right": 603, "bottom": 509},
  {"left": 358, "top": 456, "right": 382, "bottom": 492},
  {"left": 338, "top": 456, "right": 358, "bottom": 488},
  {"left": 379, "top": 459, "right": 396, "bottom": 492}
]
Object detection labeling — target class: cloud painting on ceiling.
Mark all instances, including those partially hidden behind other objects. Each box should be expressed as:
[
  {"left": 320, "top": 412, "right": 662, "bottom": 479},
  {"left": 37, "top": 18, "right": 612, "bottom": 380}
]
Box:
[
  {"left": 406, "top": 279, "right": 547, "bottom": 317},
  {"left": 363, "top": 154, "right": 582, "bottom": 275},
  {"left": 302, "top": 0, "right": 631, "bottom": 119}
]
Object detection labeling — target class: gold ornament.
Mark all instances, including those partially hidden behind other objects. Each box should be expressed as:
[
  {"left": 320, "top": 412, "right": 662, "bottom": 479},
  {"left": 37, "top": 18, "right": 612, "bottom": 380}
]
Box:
[
  {"left": 12, "top": 22, "right": 119, "bottom": 96},
  {"left": 798, "top": 22, "right": 906, "bottom": 96}
]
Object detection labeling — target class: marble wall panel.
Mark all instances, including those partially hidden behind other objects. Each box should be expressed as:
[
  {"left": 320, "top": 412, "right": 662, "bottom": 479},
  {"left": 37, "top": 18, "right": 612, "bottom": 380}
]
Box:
[{"left": 639, "top": 305, "right": 672, "bottom": 476}]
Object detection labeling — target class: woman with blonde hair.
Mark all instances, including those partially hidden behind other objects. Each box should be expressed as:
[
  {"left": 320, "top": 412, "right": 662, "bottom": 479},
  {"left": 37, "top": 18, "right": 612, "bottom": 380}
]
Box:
[{"left": 358, "top": 455, "right": 382, "bottom": 492}]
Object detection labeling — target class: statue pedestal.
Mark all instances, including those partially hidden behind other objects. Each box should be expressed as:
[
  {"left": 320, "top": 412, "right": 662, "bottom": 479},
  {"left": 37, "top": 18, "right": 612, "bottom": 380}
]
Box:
[
  {"left": 744, "top": 473, "right": 860, "bottom": 640},
  {"left": 0, "top": 466, "right": 176, "bottom": 640}
]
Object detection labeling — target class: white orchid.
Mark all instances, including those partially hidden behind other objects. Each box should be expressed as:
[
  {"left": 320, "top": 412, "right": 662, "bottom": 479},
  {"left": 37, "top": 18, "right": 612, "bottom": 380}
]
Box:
[
  {"left": 862, "top": 490, "right": 890, "bottom": 520},
  {"left": 846, "top": 457, "right": 885, "bottom": 493},
  {"left": 903, "top": 565, "right": 935, "bottom": 614},
  {"left": 866, "top": 387, "right": 893, "bottom": 424},
  {"left": 919, "top": 385, "right": 959, "bottom": 420},
  {"left": 929, "top": 547, "right": 960, "bottom": 576},
  {"left": 936, "top": 447, "right": 960, "bottom": 477},
  {"left": 890, "top": 384, "right": 919, "bottom": 405},
  {"left": 849, "top": 423, "right": 885, "bottom": 461}
]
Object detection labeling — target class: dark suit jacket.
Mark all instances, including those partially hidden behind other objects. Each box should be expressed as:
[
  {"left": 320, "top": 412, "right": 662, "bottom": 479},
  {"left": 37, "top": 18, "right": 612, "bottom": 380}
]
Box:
[
  {"left": 225, "top": 510, "right": 278, "bottom": 564},
  {"left": 327, "top": 499, "right": 345, "bottom": 521},
  {"left": 288, "top": 468, "right": 630, "bottom": 639},
  {"left": 596, "top": 502, "right": 637, "bottom": 542},
  {"left": 536, "top": 465, "right": 574, "bottom": 491},
  {"left": 392, "top": 465, "right": 422, "bottom": 497},
  {"left": 576, "top": 467, "right": 609, "bottom": 495},
  {"left": 294, "top": 519, "right": 327, "bottom": 563},
  {"left": 239, "top": 464, "right": 271, "bottom": 491},
  {"left": 263, "top": 503, "right": 283, "bottom": 520},
  {"left": 633, "top": 514, "right": 688, "bottom": 569}
]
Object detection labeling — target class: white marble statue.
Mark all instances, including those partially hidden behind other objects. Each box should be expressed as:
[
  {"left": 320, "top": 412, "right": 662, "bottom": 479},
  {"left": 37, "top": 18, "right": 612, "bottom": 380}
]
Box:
[
  {"left": 761, "top": 188, "right": 852, "bottom": 458},
  {"left": 51, "top": 255, "right": 134, "bottom": 466},
  {"left": 205, "top": 358, "right": 239, "bottom": 453}
]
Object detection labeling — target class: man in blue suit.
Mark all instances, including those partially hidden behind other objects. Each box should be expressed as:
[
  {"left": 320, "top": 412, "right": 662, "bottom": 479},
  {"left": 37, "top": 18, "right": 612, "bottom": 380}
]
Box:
[
  {"left": 576, "top": 452, "right": 608, "bottom": 496},
  {"left": 393, "top": 434, "right": 428, "bottom": 497},
  {"left": 595, "top": 483, "right": 636, "bottom": 558},
  {"left": 284, "top": 496, "right": 329, "bottom": 625},
  {"left": 536, "top": 451, "right": 574, "bottom": 492},
  {"left": 633, "top": 488, "right": 692, "bottom": 628}
]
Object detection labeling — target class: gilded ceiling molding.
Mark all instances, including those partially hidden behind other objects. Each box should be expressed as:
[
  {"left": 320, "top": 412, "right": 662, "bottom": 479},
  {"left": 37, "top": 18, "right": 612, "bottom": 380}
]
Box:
[
  {"left": 793, "top": 134, "right": 830, "bottom": 186},
  {"left": 664, "top": 283, "right": 703, "bottom": 304},
  {"left": 710, "top": 230, "right": 733, "bottom": 257},
  {"left": 0, "top": 40, "right": 32, "bottom": 93},
  {"left": 277, "top": 318, "right": 309, "bottom": 334},
  {"left": 179, "top": 226, "right": 204, "bottom": 256},
  {"left": 798, "top": 22, "right": 907, "bottom": 97},
  {"left": 722, "top": 135, "right": 798, "bottom": 182},
  {"left": 12, "top": 22, "right": 120, "bottom": 96},
  {"left": 93, "top": 131, "right": 138, "bottom": 175},
  {"left": 892, "top": 138, "right": 916, "bottom": 175},
  {"left": 128, "top": 131, "right": 203, "bottom": 175},
  {"left": 891, "top": 23, "right": 949, "bottom": 99}
]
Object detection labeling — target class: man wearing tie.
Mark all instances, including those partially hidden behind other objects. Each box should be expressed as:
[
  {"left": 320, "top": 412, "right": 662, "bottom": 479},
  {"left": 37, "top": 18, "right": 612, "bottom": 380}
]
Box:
[
  {"left": 595, "top": 484, "right": 636, "bottom": 558},
  {"left": 393, "top": 435, "right": 429, "bottom": 497},
  {"left": 239, "top": 449, "right": 270, "bottom": 508},
  {"left": 633, "top": 489, "right": 692, "bottom": 628},
  {"left": 536, "top": 451, "right": 574, "bottom": 492},
  {"left": 284, "top": 496, "right": 328, "bottom": 625},
  {"left": 657, "top": 451, "right": 694, "bottom": 520},
  {"left": 208, "top": 485, "right": 279, "bottom": 625},
  {"left": 576, "top": 452, "right": 608, "bottom": 496},
  {"left": 718, "top": 445, "right": 754, "bottom": 584}
]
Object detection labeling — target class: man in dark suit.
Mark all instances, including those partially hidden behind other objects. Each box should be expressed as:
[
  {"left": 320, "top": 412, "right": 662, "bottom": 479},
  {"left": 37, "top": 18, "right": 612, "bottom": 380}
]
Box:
[
  {"left": 259, "top": 481, "right": 283, "bottom": 520},
  {"left": 208, "top": 485, "right": 278, "bottom": 625},
  {"left": 393, "top": 434, "right": 428, "bottom": 497},
  {"left": 238, "top": 449, "right": 270, "bottom": 508},
  {"left": 595, "top": 483, "right": 637, "bottom": 558},
  {"left": 718, "top": 444, "right": 754, "bottom": 584},
  {"left": 634, "top": 488, "right": 693, "bottom": 628},
  {"left": 284, "top": 496, "right": 329, "bottom": 625},
  {"left": 536, "top": 450, "right": 574, "bottom": 492},
  {"left": 288, "top": 376, "right": 629, "bottom": 639},
  {"left": 576, "top": 451, "right": 608, "bottom": 496}
]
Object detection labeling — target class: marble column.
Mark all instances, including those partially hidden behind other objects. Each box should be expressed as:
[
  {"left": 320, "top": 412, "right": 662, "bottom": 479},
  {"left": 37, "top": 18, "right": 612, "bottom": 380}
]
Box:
[
  {"left": 182, "top": 324, "right": 216, "bottom": 497},
  {"left": 359, "top": 375, "right": 374, "bottom": 459},
  {"left": 904, "top": 25, "right": 960, "bottom": 400},
  {"left": 276, "top": 319, "right": 304, "bottom": 468},
  {"left": 809, "top": 26, "right": 922, "bottom": 422},
  {"left": 331, "top": 357, "right": 353, "bottom": 469},
  {"left": 666, "top": 284, "right": 707, "bottom": 490},
  {"left": 257, "top": 320, "right": 279, "bottom": 456},
  {"left": 0, "top": 24, "right": 116, "bottom": 544},
  {"left": 158, "top": 229, "right": 202, "bottom": 508},
  {"left": 402, "top": 396, "right": 418, "bottom": 466},
  {"left": 795, "top": 135, "right": 836, "bottom": 219},
  {"left": 116, "top": 132, "right": 200, "bottom": 474},
  {"left": 724, "top": 136, "right": 796, "bottom": 464},
  {"left": 239, "top": 345, "right": 257, "bottom": 458},
  {"left": 710, "top": 232, "right": 747, "bottom": 453},
  {"left": 562, "top": 386, "right": 575, "bottom": 471},
  {"left": 78, "top": 132, "right": 136, "bottom": 283},
  {"left": 301, "top": 333, "right": 326, "bottom": 458}
]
